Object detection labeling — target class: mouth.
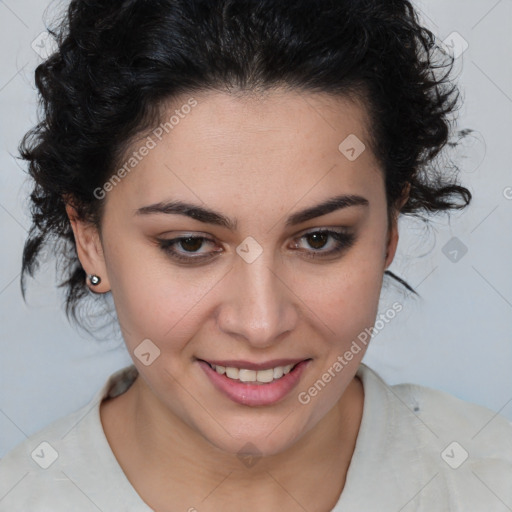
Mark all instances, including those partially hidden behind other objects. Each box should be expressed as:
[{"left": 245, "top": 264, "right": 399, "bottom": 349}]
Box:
[
  {"left": 201, "top": 360, "right": 304, "bottom": 385},
  {"left": 196, "top": 358, "right": 312, "bottom": 406}
]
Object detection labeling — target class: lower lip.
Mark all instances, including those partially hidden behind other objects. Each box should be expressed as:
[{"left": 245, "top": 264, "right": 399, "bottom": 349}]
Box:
[{"left": 198, "top": 360, "right": 311, "bottom": 406}]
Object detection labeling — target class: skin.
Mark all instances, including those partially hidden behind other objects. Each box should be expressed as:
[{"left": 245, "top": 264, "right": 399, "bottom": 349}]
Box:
[{"left": 66, "top": 88, "right": 407, "bottom": 512}]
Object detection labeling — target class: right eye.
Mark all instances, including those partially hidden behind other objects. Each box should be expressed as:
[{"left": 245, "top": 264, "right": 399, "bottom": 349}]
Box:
[{"left": 157, "top": 235, "right": 222, "bottom": 264}]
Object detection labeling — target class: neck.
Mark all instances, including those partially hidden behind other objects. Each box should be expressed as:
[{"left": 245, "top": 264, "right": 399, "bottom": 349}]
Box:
[{"left": 101, "top": 372, "right": 364, "bottom": 512}]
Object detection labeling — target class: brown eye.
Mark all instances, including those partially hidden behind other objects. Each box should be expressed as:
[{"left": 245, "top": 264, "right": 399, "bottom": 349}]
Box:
[
  {"left": 157, "top": 235, "right": 221, "bottom": 264},
  {"left": 179, "top": 237, "right": 205, "bottom": 252},
  {"left": 305, "top": 232, "right": 329, "bottom": 250},
  {"left": 293, "top": 229, "right": 356, "bottom": 259}
]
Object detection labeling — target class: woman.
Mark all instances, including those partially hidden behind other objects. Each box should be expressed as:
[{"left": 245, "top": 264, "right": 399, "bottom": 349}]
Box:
[{"left": 1, "top": 0, "right": 511, "bottom": 510}]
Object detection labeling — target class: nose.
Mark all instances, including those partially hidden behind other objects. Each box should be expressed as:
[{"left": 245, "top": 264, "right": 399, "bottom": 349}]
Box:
[{"left": 216, "top": 254, "right": 298, "bottom": 349}]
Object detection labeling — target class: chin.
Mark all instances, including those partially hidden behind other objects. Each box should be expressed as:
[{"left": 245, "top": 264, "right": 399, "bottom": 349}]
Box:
[{"left": 195, "top": 411, "right": 317, "bottom": 461}]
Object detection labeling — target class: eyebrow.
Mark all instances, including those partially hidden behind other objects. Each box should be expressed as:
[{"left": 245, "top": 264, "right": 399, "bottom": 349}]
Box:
[{"left": 135, "top": 194, "right": 369, "bottom": 230}]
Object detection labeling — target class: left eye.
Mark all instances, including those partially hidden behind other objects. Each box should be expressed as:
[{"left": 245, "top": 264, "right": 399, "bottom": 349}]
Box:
[
  {"left": 157, "top": 228, "right": 356, "bottom": 264},
  {"left": 292, "top": 229, "right": 356, "bottom": 258}
]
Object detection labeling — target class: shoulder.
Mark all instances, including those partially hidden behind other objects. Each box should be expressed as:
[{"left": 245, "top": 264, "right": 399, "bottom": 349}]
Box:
[
  {"left": 357, "top": 364, "right": 512, "bottom": 509},
  {"left": 0, "top": 364, "right": 140, "bottom": 511},
  {"left": 358, "top": 362, "right": 512, "bottom": 446},
  {"left": 0, "top": 401, "right": 99, "bottom": 511},
  {"left": 388, "top": 373, "right": 512, "bottom": 452}
]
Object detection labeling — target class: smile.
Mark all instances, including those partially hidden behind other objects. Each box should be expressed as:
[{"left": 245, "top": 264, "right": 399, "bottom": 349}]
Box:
[
  {"left": 206, "top": 362, "right": 299, "bottom": 384},
  {"left": 197, "top": 358, "right": 312, "bottom": 406}
]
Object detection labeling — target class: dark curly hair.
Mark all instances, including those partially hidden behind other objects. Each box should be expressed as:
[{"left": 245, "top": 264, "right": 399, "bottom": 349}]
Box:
[{"left": 19, "top": 0, "right": 472, "bottom": 333}]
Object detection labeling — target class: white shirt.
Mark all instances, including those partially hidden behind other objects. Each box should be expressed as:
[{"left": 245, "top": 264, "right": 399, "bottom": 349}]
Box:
[{"left": 1, "top": 363, "right": 511, "bottom": 511}]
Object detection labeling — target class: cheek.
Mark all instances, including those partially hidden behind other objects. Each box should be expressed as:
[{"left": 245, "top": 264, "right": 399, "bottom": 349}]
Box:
[
  {"left": 103, "top": 236, "right": 216, "bottom": 353},
  {"left": 293, "top": 232, "right": 386, "bottom": 343}
]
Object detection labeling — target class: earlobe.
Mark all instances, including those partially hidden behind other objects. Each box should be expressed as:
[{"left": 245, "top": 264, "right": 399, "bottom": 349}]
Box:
[{"left": 64, "top": 201, "right": 110, "bottom": 293}]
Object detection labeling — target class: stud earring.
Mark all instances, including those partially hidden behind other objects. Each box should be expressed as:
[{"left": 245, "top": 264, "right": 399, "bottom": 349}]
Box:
[{"left": 88, "top": 274, "right": 101, "bottom": 286}]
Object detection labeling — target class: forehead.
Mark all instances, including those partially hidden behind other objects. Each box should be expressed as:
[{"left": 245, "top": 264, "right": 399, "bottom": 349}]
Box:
[{"left": 107, "top": 88, "right": 383, "bottom": 213}]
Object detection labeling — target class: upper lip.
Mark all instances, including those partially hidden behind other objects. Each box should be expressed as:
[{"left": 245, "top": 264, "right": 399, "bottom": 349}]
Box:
[{"left": 199, "top": 358, "right": 310, "bottom": 371}]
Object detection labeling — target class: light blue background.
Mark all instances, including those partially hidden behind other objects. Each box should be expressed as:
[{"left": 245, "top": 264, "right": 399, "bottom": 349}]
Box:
[{"left": 1, "top": 0, "right": 511, "bottom": 457}]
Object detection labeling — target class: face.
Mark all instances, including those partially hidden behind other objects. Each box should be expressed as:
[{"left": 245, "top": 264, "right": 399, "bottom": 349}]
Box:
[{"left": 70, "top": 88, "right": 400, "bottom": 457}]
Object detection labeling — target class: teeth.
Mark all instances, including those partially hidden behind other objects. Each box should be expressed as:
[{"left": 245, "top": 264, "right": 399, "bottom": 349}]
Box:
[
  {"left": 239, "top": 369, "right": 256, "bottom": 382},
  {"left": 212, "top": 363, "right": 297, "bottom": 383},
  {"left": 225, "top": 367, "right": 239, "bottom": 379}
]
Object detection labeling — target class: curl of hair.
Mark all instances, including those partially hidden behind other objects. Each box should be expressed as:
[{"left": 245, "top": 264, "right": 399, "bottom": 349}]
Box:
[{"left": 19, "top": 0, "right": 472, "bottom": 333}]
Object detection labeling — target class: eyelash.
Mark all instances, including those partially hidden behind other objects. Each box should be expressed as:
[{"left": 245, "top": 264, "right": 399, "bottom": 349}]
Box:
[{"left": 156, "top": 229, "right": 356, "bottom": 264}]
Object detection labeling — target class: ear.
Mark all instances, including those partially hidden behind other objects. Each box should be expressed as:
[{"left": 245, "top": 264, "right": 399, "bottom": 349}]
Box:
[
  {"left": 384, "top": 183, "right": 410, "bottom": 269},
  {"left": 65, "top": 201, "right": 110, "bottom": 293},
  {"left": 384, "top": 214, "right": 399, "bottom": 269}
]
